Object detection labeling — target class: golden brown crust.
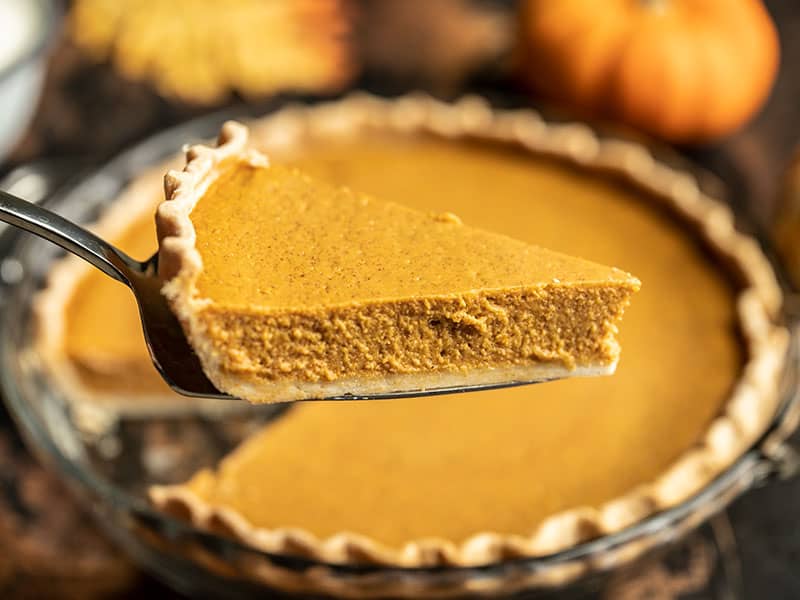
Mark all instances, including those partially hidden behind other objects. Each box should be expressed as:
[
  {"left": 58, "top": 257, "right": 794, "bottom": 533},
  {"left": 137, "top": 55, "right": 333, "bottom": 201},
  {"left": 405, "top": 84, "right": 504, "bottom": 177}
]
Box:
[{"left": 150, "top": 94, "right": 789, "bottom": 569}]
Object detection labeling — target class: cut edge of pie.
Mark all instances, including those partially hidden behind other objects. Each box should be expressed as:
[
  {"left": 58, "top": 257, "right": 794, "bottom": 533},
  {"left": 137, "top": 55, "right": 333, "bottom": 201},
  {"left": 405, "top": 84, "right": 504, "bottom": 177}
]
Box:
[
  {"left": 154, "top": 120, "right": 640, "bottom": 403},
  {"left": 149, "top": 94, "right": 790, "bottom": 568}
]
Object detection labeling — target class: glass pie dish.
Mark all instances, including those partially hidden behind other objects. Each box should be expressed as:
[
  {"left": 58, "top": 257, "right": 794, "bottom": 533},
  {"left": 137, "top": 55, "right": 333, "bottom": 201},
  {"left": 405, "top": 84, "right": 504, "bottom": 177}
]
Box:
[{"left": 1, "top": 104, "right": 800, "bottom": 599}]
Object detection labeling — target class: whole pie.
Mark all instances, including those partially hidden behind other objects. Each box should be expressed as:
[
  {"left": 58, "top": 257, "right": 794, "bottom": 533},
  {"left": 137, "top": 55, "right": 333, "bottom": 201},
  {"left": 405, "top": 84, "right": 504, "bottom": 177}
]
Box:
[
  {"left": 156, "top": 121, "right": 639, "bottom": 402},
  {"left": 35, "top": 96, "right": 788, "bottom": 570}
]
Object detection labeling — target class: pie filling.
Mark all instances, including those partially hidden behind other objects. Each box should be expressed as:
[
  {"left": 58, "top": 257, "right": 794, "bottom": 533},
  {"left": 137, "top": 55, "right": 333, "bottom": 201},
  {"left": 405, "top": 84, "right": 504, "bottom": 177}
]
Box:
[{"left": 156, "top": 126, "right": 639, "bottom": 402}]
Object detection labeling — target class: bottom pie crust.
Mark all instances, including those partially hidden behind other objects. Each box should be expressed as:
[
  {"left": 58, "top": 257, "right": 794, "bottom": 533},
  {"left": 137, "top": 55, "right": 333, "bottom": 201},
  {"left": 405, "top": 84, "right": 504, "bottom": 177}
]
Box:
[
  {"left": 198, "top": 361, "right": 617, "bottom": 404},
  {"left": 148, "top": 94, "right": 789, "bottom": 573}
]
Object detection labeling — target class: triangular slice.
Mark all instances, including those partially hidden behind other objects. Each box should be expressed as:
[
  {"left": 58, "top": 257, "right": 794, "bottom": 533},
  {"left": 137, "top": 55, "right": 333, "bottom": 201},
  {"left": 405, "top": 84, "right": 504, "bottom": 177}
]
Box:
[{"left": 156, "top": 121, "right": 640, "bottom": 403}]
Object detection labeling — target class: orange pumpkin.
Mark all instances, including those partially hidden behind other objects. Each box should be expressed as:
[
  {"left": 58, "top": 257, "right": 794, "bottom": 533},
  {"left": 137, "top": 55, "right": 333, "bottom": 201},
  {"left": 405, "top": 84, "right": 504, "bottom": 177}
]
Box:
[{"left": 517, "top": 0, "right": 780, "bottom": 144}]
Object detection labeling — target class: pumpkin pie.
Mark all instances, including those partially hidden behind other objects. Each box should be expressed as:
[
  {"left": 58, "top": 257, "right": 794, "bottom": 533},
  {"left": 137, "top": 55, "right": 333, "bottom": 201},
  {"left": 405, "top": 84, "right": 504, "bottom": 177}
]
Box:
[
  {"left": 156, "top": 121, "right": 639, "bottom": 403},
  {"left": 34, "top": 96, "right": 788, "bottom": 572}
]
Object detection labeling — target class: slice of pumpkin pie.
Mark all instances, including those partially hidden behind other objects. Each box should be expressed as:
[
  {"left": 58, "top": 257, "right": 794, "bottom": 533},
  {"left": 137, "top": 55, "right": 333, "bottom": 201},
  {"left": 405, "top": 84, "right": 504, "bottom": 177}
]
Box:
[{"left": 156, "top": 121, "right": 640, "bottom": 403}]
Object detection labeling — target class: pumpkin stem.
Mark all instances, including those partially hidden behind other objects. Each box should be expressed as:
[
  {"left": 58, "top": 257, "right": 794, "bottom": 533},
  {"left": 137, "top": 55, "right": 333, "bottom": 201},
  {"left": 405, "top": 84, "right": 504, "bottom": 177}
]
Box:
[{"left": 641, "top": 0, "right": 668, "bottom": 13}]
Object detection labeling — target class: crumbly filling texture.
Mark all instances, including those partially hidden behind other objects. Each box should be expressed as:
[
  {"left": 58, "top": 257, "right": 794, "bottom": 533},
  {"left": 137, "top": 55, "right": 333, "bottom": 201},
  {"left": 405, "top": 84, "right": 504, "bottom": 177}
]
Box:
[{"left": 194, "top": 285, "right": 634, "bottom": 383}]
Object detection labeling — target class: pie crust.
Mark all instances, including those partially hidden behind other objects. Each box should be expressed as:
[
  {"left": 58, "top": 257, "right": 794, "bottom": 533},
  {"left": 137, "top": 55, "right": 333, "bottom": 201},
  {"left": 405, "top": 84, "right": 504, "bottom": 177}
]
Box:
[{"left": 150, "top": 94, "right": 789, "bottom": 568}]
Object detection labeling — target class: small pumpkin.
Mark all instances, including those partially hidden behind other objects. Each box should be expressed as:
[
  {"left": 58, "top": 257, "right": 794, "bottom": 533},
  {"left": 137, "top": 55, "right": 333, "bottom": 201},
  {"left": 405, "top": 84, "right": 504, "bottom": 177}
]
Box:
[{"left": 517, "top": 0, "right": 780, "bottom": 144}]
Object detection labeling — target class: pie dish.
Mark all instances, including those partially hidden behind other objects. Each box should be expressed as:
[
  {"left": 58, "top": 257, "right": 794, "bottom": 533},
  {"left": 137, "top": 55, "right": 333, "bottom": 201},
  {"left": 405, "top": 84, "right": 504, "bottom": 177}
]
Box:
[
  {"left": 155, "top": 121, "right": 640, "bottom": 403},
  {"left": 145, "top": 95, "right": 788, "bottom": 568}
]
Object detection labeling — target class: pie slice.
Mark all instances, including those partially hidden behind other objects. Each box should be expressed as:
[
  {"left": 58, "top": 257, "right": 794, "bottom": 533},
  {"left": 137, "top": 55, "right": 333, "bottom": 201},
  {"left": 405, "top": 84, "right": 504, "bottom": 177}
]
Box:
[{"left": 156, "top": 121, "right": 640, "bottom": 403}]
